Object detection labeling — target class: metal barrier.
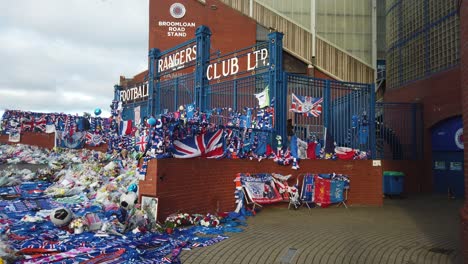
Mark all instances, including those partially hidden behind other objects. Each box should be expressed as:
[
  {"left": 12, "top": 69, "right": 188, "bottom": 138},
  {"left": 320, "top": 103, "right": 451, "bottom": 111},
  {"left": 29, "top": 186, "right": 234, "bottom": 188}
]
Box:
[
  {"left": 375, "top": 102, "right": 423, "bottom": 160},
  {"left": 115, "top": 26, "right": 424, "bottom": 160},
  {"left": 286, "top": 74, "right": 376, "bottom": 157},
  {"left": 159, "top": 73, "right": 195, "bottom": 113},
  {"left": 286, "top": 74, "right": 325, "bottom": 140}
]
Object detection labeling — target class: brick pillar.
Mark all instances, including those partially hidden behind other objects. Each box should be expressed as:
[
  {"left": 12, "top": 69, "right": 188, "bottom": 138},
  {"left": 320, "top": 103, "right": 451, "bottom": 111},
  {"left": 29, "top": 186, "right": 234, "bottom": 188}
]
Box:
[{"left": 460, "top": 1, "right": 468, "bottom": 262}]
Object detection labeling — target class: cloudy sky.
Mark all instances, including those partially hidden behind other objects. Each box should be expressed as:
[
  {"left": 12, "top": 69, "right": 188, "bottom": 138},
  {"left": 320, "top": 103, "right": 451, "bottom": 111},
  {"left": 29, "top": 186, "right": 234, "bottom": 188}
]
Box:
[{"left": 0, "top": 0, "right": 149, "bottom": 117}]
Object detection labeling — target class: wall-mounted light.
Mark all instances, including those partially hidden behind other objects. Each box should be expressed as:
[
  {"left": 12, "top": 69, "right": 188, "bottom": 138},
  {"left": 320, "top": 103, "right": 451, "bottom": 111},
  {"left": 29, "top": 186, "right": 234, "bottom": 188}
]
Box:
[{"left": 210, "top": 5, "right": 218, "bottom": 10}]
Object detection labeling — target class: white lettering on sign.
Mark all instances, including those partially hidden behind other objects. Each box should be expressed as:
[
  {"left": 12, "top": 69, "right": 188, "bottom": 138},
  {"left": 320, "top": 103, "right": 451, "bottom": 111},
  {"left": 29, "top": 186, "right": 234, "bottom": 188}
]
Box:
[
  {"left": 207, "top": 48, "right": 268, "bottom": 80},
  {"left": 158, "top": 21, "right": 196, "bottom": 38},
  {"left": 158, "top": 47, "right": 269, "bottom": 80},
  {"left": 158, "top": 45, "right": 197, "bottom": 72},
  {"left": 119, "top": 82, "right": 149, "bottom": 103},
  {"left": 158, "top": 21, "right": 196, "bottom": 27}
]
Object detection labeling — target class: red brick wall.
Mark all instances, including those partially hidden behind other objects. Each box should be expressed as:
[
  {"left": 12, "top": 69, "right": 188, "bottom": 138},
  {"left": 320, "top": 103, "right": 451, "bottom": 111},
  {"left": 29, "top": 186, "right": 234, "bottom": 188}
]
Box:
[
  {"left": 460, "top": 0, "right": 468, "bottom": 261},
  {"left": 149, "top": 0, "right": 256, "bottom": 54},
  {"left": 384, "top": 67, "right": 462, "bottom": 193},
  {"left": 0, "top": 133, "right": 108, "bottom": 153},
  {"left": 139, "top": 159, "right": 383, "bottom": 221},
  {"left": 0, "top": 132, "right": 55, "bottom": 149},
  {"left": 382, "top": 160, "right": 424, "bottom": 193},
  {"left": 314, "top": 68, "right": 336, "bottom": 80}
]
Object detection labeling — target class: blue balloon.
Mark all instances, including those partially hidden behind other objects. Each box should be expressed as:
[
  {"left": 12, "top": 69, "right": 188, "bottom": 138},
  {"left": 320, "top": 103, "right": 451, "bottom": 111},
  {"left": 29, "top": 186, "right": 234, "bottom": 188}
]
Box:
[
  {"left": 94, "top": 108, "right": 102, "bottom": 116},
  {"left": 127, "top": 183, "right": 138, "bottom": 193},
  {"left": 147, "top": 117, "right": 156, "bottom": 126}
]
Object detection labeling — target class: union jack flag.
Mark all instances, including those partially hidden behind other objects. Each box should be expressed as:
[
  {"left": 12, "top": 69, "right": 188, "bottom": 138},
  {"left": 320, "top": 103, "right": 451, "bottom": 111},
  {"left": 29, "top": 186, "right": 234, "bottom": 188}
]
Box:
[
  {"left": 21, "top": 116, "right": 35, "bottom": 132},
  {"left": 172, "top": 129, "right": 225, "bottom": 159},
  {"left": 135, "top": 134, "right": 148, "bottom": 152},
  {"left": 290, "top": 93, "right": 323, "bottom": 117},
  {"left": 34, "top": 115, "right": 47, "bottom": 133}
]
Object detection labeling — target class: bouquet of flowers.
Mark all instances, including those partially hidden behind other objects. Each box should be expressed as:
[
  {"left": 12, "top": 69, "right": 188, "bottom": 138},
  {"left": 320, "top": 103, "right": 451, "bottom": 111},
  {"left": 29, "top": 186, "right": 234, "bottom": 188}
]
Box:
[
  {"left": 69, "top": 217, "right": 88, "bottom": 229},
  {"left": 165, "top": 213, "right": 192, "bottom": 227},
  {"left": 199, "top": 213, "right": 220, "bottom": 227},
  {"left": 191, "top": 214, "right": 204, "bottom": 225}
]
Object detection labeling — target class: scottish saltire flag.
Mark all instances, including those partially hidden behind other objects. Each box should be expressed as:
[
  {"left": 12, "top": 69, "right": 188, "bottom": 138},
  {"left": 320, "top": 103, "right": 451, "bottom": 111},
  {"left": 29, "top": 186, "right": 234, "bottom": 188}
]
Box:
[
  {"left": 290, "top": 93, "right": 323, "bottom": 117},
  {"left": 85, "top": 132, "right": 104, "bottom": 146},
  {"left": 172, "top": 129, "right": 225, "bottom": 158},
  {"left": 119, "top": 120, "right": 133, "bottom": 136}
]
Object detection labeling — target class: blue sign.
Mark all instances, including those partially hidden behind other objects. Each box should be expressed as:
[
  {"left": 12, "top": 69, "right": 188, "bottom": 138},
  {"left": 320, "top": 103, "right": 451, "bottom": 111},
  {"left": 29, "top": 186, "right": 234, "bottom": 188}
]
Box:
[{"left": 431, "top": 116, "right": 463, "bottom": 151}]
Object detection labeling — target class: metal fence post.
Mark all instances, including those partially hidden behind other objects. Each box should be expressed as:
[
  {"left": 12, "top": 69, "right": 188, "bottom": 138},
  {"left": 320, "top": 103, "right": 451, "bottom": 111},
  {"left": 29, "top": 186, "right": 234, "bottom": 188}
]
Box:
[
  {"left": 174, "top": 77, "right": 179, "bottom": 112},
  {"left": 195, "top": 26, "right": 211, "bottom": 112},
  {"left": 148, "top": 48, "right": 160, "bottom": 117},
  {"left": 323, "top": 80, "right": 331, "bottom": 131},
  {"left": 369, "top": 83, "right": 376, "bottom": 159},
  {"left": 268, "top": 31, "right": 284, "bottom": 140},
  {"left": 233, "top": 80, "right": 238, "bottom": 112}
]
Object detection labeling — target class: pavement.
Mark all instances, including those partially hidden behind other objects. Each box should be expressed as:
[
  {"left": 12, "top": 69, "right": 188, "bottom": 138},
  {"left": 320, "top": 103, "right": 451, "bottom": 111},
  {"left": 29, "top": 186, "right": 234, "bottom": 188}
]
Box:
[
  {"left": 2, "top": 163, "right": 462, "bottom": 263},
  {"left": 181, "top": 195, "right": 463, "bottom": 264}
]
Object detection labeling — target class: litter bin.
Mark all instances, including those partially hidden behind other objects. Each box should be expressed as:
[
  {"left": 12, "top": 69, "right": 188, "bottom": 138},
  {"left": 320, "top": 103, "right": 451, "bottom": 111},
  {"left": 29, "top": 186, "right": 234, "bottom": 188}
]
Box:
[{"left": 383, "top": 171, "right": 404, "bottom": 195}]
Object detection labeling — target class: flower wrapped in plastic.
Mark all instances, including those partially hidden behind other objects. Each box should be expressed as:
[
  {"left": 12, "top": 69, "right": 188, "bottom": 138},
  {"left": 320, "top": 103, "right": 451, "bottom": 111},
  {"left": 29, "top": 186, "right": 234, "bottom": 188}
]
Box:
[
  {"left": 165, "top": 213, "right": 192, "bottom": 227},
  {"left": 69, "top": 217, "right": 89, "bottom": 229},
  {"left": 199, "top": 213, "right": 220, "bottom": 227}
]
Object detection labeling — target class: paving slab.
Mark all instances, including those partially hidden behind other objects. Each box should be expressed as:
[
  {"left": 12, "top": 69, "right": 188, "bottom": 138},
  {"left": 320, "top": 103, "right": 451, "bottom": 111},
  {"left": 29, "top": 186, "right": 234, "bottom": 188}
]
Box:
[{"left": 181, "top": 195, "right": 463, "bottom": 264}]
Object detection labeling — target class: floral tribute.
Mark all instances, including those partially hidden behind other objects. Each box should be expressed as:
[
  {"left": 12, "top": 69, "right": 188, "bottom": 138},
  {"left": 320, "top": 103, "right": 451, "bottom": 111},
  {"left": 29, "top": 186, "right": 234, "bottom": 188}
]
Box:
[
  {"left": 164, "top": 213, "right": 221, "bottom": 229},
  {"left": 69, "top": 217, "right": 89, "bottom": 229},
  {"left": 199, "top": 213, "right": 220, "bottom": 227}
]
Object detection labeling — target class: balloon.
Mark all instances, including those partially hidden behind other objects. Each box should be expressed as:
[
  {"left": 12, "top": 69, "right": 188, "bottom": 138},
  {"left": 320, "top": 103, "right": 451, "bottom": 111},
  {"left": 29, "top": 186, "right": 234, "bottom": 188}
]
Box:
[
  {"left": 94, "top": 108, "right": 102, "bottom": 116},
  {"left": 147, "top": 117, "right": 156, "bottom": 126},
  {"left": 127, "top": 183, "right": 138, "bottom": 193}
]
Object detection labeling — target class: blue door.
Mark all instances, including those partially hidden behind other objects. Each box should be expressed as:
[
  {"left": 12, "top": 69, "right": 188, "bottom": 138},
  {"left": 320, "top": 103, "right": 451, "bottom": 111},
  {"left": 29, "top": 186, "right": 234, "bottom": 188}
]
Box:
[
  {"left": 431, "top": 117, "right": 464, "bottom": 198},
  {"left": 432, "top": 151, "right": 464, "bottom": 197}
]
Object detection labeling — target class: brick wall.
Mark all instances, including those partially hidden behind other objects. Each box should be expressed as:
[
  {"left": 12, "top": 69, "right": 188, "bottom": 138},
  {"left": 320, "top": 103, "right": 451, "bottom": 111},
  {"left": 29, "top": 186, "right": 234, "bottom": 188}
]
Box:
[
  {"left": 314, "top": 68, "right": 336, "bottom": 80},
  {"left": 382, "top": 160, "right": 425, "bottom": 193},
  {"left": 460, "top": 0, "right": 468, "bottom": 261},
  {"left": 0, "top": 132, "right": 108, "bottom": 153},
  {"left": 1, "top": 133, "right": 383, "bottom": 223},
  {"left": 139, "top": 159, "right": 383, "bottom": 222},
  {"left": 384, "top": 67, "right": 461, "bottom": 193},
  {"left": 149, "top": 0, "right": 256, "bottom": 55}
]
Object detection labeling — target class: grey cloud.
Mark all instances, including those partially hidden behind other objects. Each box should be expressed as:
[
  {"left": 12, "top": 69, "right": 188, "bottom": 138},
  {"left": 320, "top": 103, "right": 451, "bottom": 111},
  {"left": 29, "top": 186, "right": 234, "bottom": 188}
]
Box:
[{"left": 0, "top": 0, "right": 148, "bottom": 116}]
